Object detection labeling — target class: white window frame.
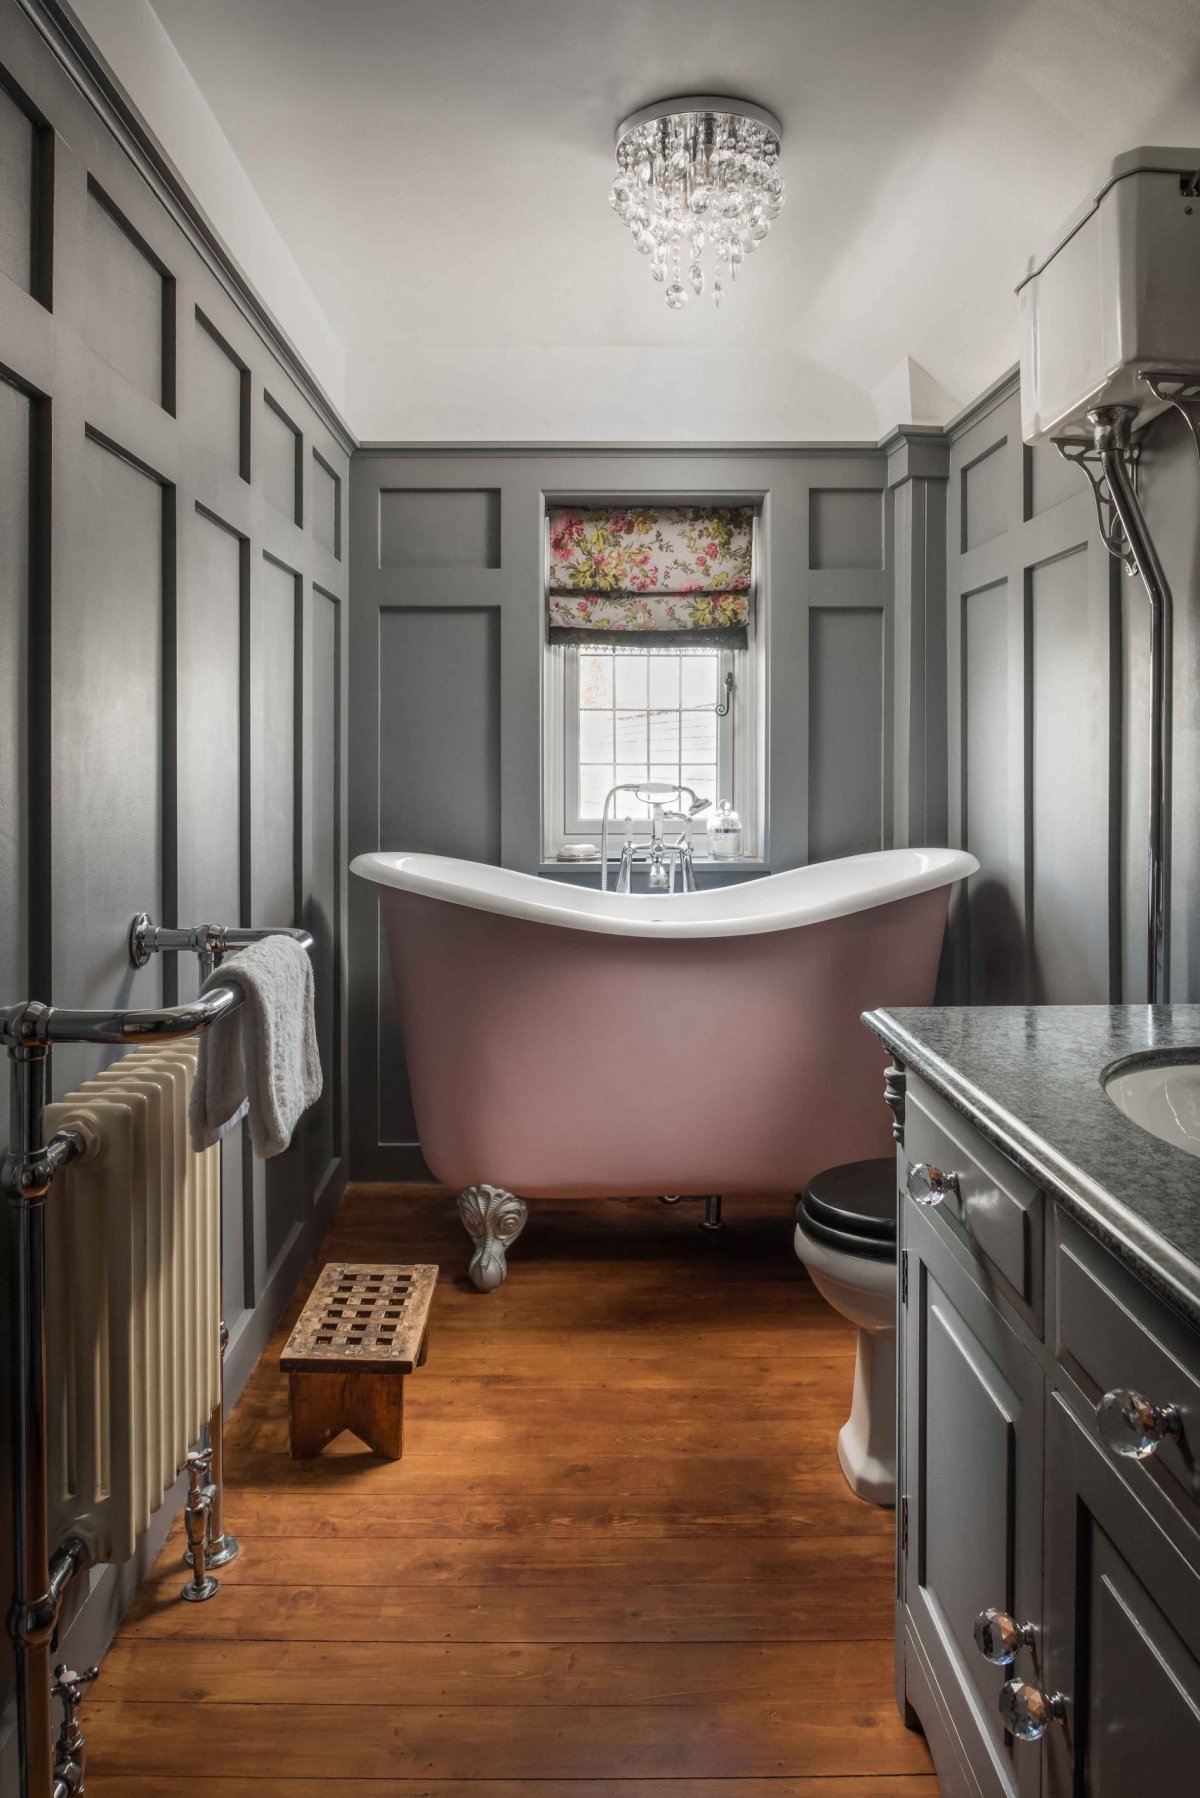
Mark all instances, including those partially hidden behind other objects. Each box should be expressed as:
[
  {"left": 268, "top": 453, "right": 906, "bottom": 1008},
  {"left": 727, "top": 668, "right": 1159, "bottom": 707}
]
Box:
[{"left": 543, "top": 636, "right": 760, "bottom": 860}]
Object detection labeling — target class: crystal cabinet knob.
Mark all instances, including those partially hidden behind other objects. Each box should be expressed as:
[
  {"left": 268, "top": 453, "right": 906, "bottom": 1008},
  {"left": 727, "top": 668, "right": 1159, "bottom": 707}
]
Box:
[
  {"left": 999, "top": 1677, "right": 1066, "bottom": 1741},
  {"left": 1096, "top": 1388, "right": 1183, "bottom": 1461},
  {"left": 974, "top": 1607, "right": 1034, "bottom": 1666},
  {"left": 906, "top": 1161, "right": 960, "bottom": 1207}
]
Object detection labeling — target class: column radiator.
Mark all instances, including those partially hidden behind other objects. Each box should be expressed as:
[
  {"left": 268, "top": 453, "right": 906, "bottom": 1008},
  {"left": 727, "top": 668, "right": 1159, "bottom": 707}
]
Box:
[{"left": 43, "top": 1041, "right": 222, "bottom": 1565}]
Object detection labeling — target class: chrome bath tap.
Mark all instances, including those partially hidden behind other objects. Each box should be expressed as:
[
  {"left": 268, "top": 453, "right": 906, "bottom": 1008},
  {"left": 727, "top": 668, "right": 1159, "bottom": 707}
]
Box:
[{"left": 601, "top": 782, "right": 710, "bottom": 893}]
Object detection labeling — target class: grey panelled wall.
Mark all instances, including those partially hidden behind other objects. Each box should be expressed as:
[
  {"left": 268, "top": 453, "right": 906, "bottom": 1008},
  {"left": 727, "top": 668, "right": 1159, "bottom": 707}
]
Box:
[
  {"left": 944, "top": 370, "right": 1200, "bottom": 1006},
  {"left": 349, "top": 443, "right": 920, "bottom": 1179},
  {"left": 0, "top": 0, "right": 350, "bottom": 1763}
]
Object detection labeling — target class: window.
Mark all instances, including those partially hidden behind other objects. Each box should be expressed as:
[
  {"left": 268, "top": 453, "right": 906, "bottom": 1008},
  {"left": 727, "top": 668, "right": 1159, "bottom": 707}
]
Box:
[
  {"left": 542, "top": 500, "right": 761, "bottom": 860},
  {"left": 545, "top": 640, "right": 757, "bottom": 856}
]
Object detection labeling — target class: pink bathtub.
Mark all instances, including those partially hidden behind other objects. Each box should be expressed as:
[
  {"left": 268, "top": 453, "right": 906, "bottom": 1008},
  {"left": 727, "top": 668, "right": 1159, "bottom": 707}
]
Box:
[{"left": 352, "top": 847, "right": 976, "bottom": 1287}]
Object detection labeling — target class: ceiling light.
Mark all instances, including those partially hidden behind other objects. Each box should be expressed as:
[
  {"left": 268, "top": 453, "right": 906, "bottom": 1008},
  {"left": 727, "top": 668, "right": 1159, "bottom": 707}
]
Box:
[{"left": 610, "top": 95, "right": 784, "bottom": 310}]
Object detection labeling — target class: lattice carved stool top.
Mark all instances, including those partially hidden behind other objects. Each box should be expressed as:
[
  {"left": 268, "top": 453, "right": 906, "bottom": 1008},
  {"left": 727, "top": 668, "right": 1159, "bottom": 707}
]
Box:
[{"left": 281, "top": 1263, "right": 437, "bottom": 1375}]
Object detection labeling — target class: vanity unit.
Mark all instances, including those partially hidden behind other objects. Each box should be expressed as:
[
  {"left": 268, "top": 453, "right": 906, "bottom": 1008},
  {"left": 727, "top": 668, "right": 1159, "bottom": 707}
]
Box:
[{"left": 864, "top": 1005, "right": 1200, "bottom": 1798}]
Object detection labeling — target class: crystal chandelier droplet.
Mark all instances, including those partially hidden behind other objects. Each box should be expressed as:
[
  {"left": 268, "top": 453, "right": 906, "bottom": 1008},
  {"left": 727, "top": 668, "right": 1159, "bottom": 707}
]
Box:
[{"left": 609, "top": 98, "right": 784, "bottom": 310}]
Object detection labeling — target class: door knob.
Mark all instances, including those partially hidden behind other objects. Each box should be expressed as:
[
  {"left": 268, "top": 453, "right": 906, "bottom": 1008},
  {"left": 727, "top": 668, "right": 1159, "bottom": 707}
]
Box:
[
  {"left": 1096, "top": 1388, "right": 1182, "bottom": 1461},
  {"left": 999, "top": 1677, "right": 1066, "bottom": 1741},
  {"left": 906, "top": 1161, "right": 960, "bottom": 1207},
  {"left": 973, "top": 1607, "right": 1035, "bottom": 1666}
]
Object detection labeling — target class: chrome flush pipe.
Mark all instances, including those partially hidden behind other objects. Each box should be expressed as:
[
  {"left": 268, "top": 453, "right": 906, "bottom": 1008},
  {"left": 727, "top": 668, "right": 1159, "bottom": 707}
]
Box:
[{"left": 1089, "top": 406, "right": 1173, "bottom": 1004}]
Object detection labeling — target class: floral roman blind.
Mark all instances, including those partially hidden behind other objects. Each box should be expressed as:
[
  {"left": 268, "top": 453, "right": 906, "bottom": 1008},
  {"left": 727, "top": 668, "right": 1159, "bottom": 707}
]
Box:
[{"left": 547, "top": 504, "right": 755, "bottom": 645}]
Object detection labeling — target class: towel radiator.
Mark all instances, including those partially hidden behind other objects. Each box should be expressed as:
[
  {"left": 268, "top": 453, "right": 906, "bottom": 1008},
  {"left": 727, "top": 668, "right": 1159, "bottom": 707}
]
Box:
[{"left": 1, "top": 917, "right": 312, "bottom": 1798}]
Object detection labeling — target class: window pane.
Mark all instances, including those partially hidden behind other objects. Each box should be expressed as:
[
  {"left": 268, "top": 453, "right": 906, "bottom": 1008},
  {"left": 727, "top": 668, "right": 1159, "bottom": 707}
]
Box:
[
  {"left": 579, "top": 765, "right": 615, "bottom": 818},
  {"left": 681, "top": 653, "right": 718, "bottom": 707},
  {"left": 579, "top": 709, "right": 613, "bottom": 763},
  {"left": 614, "top": 654, "right": 648, "bottom": 708},
  {"left": 682, "top": 765, "right": 718, "bottom": 806},
  {"left": 579, "top": 652, "right": 613, "bottom": 708},
  {"left": 681, "top": 709, "right": 718, "bottom": 760},
  {"left": 615, "top": 763, "right": 650, "bottom": 816},
  {"left": 648, "top": 710, "right": 679, "bottom": 761},
  {"left": 615, "top": 709, "right": 647, "bottom": 760},
  {"left": 649, "top": 763, "right": 680, "bottom": 791},
  {"left": 648, "top": 654, "right": 680, "bottom": 708}
]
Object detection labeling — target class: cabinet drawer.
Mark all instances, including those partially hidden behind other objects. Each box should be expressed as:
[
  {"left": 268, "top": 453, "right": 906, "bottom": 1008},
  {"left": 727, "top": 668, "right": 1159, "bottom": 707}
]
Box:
[
  {"left": 1053, "top": 1212, "right": 1200, "bottom": 1529},
  {"left": 905, "top": 1076, "right": 1043, "bottom": 1330}
]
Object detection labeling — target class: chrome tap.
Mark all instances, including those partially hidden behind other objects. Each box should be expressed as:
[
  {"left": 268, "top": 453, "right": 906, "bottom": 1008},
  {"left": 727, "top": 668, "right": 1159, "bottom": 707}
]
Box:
[{"left": 600, "top": 783, "right": 710, "bottom": 892}]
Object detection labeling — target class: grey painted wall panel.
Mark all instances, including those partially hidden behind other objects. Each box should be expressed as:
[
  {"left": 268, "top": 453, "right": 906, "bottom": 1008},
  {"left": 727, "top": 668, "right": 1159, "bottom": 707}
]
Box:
[
  {"left": 809, "top": 487, "right": 883, "bottom": 569},
  {"left": 380, "top": 487, "right": 502, "bottom": 569},
  {"left": 1123, "top": 408, "right": 1200, "bottom": 1002},
  {"left": 941, "top": 373, "right": 1200, "bottom": 1008},
  {"left": 0, "top": 79, "right": 32, "bottom": 291},
  {"left": 177, "top": 509, "right": 241, "bottom": 942},
  {"left": 310, "top": 585, "right": 340, "bottom": 1176},
  {"left": 255, "top": 556, "right": 299, "bottom": 926},
  {"left": 808, "top": 606, "right": 883, "bottom": 860},
  {"left": 378, "top": 605, "right": 501, "bottom": 861},
  {"left": 960, "top": 580, "right": 1023, "bottom": 1002},
  {"left": 53, "top": 435, "right": 164, "bottom": 1095},
  {"left": 262, "top": 391, "right": 301, "bottom": 522},
  {"left": 1029, "top": 546, "right": 1111, "bottom": 1003},
  {"left": 0, "top": 379, "right": 29, "bottom": 1071},
  {"left": 961, "top": 436, "right": 1008, "bottom": 550},
  {"left": 1029, "top": 438, "right": 1080, "bottom": 516},
  {"left": 193, "top": 310, "right": 245, "bottom": 478},
  {"left": 84, "top": 183, "right": 165, "bottom": 407},
  {"left": 313, "top": 449, "right": 340, "bottom": 557},
  {"left": 0, "top": 5, "right": 351, "bottom": 1763}
]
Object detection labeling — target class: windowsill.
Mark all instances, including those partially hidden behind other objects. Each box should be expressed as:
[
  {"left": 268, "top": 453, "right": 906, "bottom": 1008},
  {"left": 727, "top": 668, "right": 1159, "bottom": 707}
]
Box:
[{"left": 539, "top": 858, "right": 770, "bottom": 889}]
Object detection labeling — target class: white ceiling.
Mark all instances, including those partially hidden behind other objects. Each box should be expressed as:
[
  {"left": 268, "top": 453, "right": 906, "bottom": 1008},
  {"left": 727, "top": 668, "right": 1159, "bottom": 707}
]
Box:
[{"left": 144, "top": 0, "right": 1200, "bottom": 442}]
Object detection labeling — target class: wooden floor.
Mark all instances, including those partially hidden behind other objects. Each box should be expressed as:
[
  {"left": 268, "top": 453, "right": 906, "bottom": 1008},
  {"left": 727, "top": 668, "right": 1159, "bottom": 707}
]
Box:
[{"left": 86, "top": 1186, "right": 936, "bottom": 1795}]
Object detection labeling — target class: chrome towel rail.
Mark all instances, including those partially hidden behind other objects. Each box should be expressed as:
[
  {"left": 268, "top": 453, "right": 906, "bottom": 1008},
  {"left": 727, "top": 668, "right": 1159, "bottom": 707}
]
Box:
[{"left": 2, "top": 917, "right": 309, "bottom": 1798}]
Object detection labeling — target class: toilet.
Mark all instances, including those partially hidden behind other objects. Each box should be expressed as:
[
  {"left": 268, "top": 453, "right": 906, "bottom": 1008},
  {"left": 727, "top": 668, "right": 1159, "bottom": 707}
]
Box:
[{"left": 793, "top": 1157, "right": 897, "bottom": 1507}]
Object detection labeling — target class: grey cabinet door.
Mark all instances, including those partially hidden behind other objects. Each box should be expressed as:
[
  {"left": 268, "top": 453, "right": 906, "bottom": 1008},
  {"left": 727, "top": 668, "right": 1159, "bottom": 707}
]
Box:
[
  {"left": 903, "top": 1204, "right": 1045, "bottom": 1798},
  {"left": 1042, "top": 1395, "right": 1200, "bottom": 1798}
]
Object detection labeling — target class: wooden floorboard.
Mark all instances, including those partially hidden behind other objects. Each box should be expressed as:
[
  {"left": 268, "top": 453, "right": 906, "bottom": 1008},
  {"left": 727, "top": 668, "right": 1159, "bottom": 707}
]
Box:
[{"left": 85, "top": 1187, "right": 933, "bottom": 1787}]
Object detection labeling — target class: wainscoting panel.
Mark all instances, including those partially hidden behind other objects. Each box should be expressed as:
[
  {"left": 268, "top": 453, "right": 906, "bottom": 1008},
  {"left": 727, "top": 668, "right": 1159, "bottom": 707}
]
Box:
[
  {"left": 809, "top": 486, "right": 884, "bottom": 569},
  {"left": 379, "top": 486, "right": 503, "bottom": 569},
  {"left": 0, "top": 1, "right": 352, "bottom": 1765},
  {"left": 193, "top": 307, "right": 248, "bottom": 479},
  {"left": 946, "top": 375, "right": 1121, "bottom": 1004},
  {"left": 313, "top": 447, "right": 341, "bottom": 557},
  {"left": 1028, "top": 545, "right": 1115, "bottom": 1003},
  {"left": 0, "top": 377, "right": 30, "bottom": 1014},
  {"left": 262, "top": 389, "right": 302, "bottom": 523},
  {"left": 84, "top": 179, "right": 169, "bottom": 408},
  {"left": 808, "top": 605, "right": 884, "bottom": 860},
  {"left": 0, "top": 74, "right": 34, "bottom": 290}
]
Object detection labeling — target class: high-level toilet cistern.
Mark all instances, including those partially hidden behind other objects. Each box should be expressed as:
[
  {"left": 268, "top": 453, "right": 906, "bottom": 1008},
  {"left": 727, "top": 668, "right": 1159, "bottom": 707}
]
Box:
[{"left": 601, "top": 780, "right": 710, "bottom": 893}]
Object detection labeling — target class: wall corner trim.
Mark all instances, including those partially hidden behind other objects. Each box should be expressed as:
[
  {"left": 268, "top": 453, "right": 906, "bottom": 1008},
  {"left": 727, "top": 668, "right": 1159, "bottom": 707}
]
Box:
[
  {"left": 880, "top": 424, "right": 951, "bottom": 488},
  {"left": 14, "top": 0, "right": 357, "bottom": 456}
]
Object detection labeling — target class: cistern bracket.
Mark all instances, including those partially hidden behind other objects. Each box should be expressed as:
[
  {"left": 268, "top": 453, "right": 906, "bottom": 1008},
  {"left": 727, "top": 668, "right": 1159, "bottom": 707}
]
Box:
[
  {"left": 1142, "top": 369, "right": 1200, "bottom": 469},
  {"left": 1053, "top": 425, "right": 1141, "bottom": 575}
]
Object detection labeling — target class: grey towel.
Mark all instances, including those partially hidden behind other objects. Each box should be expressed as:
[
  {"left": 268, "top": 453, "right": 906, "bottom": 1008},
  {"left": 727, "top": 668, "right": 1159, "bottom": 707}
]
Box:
[{"left": 189, "top": 937, "right": 322, "bottom": 1158}]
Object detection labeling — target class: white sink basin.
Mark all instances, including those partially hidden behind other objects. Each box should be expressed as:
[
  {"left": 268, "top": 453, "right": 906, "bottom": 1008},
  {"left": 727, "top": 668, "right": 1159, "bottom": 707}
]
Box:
[{"left": 1104, "top": 1057, "right": 1200, "bottom": 1160}]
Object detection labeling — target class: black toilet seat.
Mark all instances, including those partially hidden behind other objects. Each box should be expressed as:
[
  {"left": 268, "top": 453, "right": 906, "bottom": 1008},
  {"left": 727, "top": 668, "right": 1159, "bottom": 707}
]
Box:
[{"left": 796, "top": 1156, "right": 897, "bottom": 1262}]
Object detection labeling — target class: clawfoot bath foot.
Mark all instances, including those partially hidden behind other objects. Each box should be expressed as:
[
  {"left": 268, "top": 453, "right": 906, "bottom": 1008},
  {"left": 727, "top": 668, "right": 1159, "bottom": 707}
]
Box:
[{"left": 457, "top": 1185, "right": 528, "bottom": 1290}]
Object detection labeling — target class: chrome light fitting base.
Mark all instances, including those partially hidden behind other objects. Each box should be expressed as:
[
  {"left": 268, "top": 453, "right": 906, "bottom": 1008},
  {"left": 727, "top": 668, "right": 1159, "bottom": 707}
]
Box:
[
  {"left": 1055, "top": 397, "right": 1173, "bottom": 1004},
  {"left": 611, "top": 95, "right": 784, "bottom": 309}
]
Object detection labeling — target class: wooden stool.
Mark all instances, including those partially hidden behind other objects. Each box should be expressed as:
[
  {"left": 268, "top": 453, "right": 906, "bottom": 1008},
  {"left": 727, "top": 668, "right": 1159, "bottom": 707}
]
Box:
[{"left": 281, "top": 1263, "right": 437, "bottom": 1460}]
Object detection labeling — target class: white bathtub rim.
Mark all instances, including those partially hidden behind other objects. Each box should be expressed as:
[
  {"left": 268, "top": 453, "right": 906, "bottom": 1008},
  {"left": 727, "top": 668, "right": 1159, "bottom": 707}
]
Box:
[{"left": 351, "top": 847, "right": 979, "bottom": 941}]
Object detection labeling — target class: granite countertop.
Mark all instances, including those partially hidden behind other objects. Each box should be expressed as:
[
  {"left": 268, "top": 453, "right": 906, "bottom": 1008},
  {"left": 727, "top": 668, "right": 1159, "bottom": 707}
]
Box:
[{"left": 863, "top": 1005, "right": 1200, "bottom": 1328}]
